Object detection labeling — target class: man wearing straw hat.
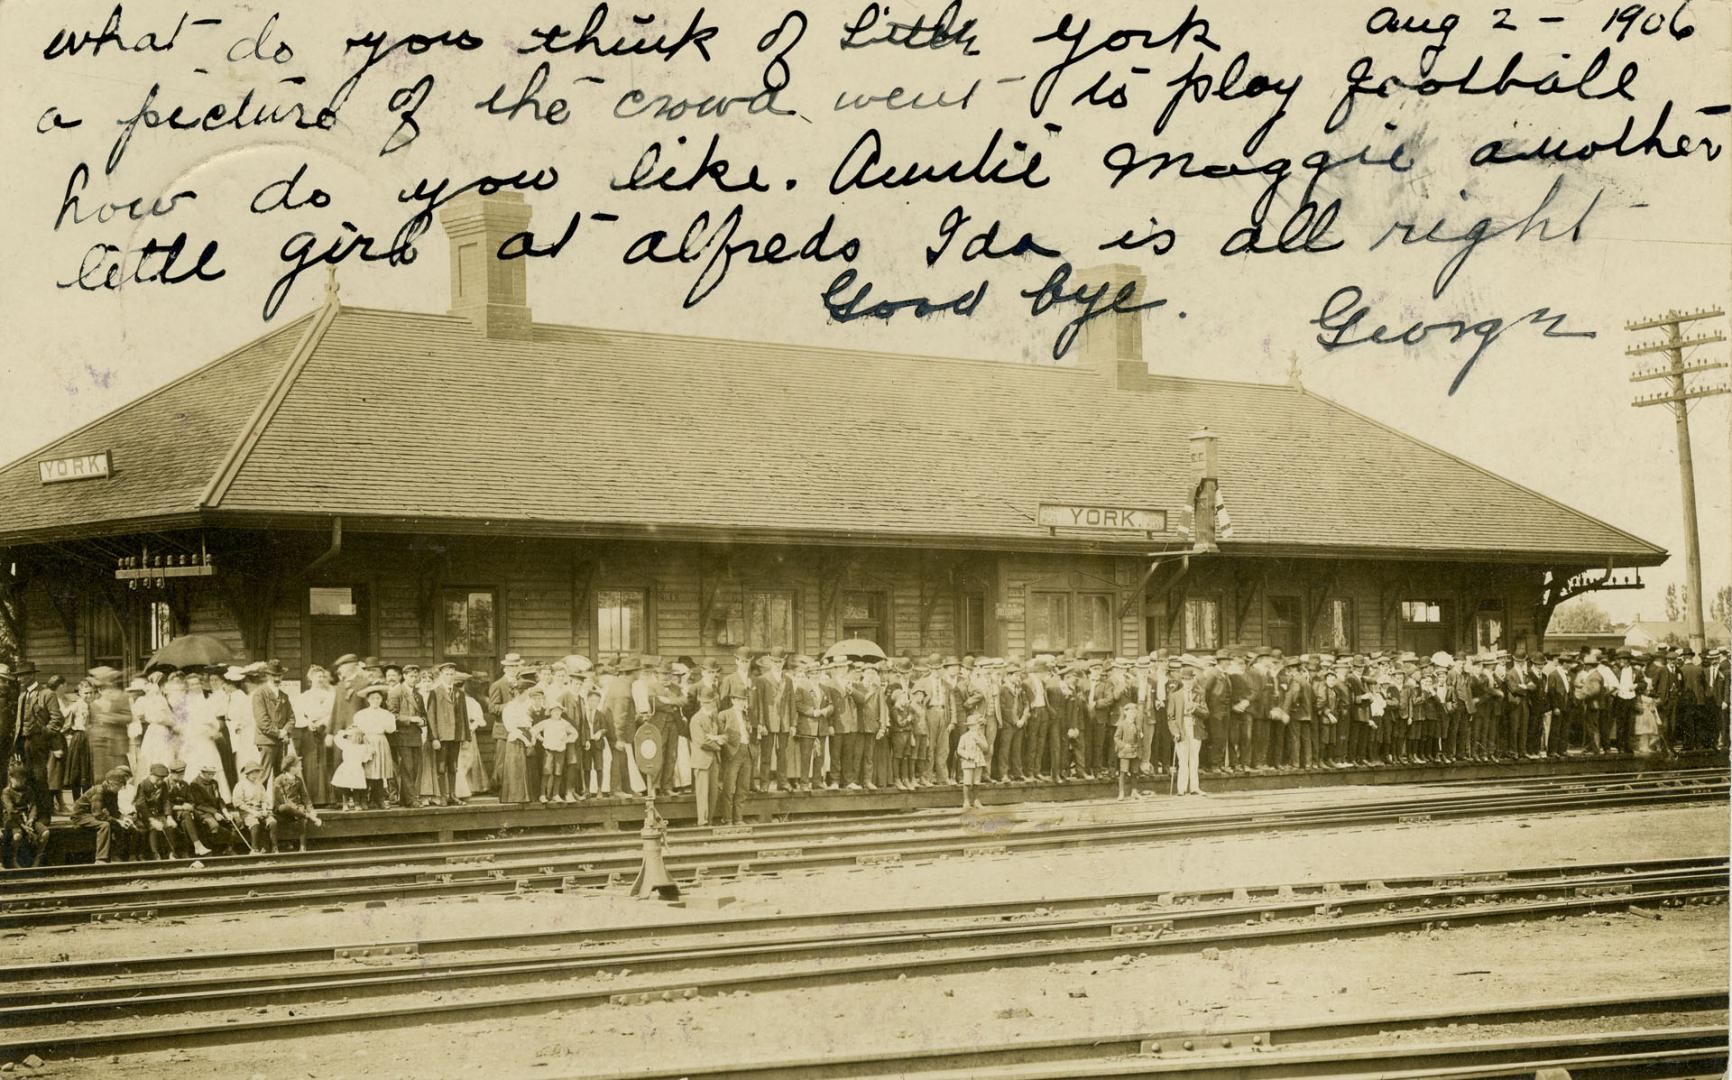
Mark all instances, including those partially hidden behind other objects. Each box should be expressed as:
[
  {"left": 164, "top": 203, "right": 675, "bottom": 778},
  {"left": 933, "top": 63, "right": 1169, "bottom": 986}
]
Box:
[{"left": 1167, "top": 656, "right": 1206, "bottom": 795}]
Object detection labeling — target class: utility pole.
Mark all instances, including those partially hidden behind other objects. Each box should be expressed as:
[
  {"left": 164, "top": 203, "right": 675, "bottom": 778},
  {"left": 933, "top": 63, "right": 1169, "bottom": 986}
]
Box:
[{"left": 1625, "top": 307, "right": 1730, "bottom": 654}]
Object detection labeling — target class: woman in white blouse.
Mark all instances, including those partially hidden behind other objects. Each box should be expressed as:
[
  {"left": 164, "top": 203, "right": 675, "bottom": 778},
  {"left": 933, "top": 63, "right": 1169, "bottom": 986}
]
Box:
[{"left": 294, "top": 666, "right": 335, "bottom": 807}]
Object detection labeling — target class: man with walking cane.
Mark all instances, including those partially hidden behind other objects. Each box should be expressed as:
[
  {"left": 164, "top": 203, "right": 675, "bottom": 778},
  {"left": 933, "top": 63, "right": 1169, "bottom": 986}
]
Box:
[{"left": 1167, "top": 656, "right": 1207, "bottom": 796}]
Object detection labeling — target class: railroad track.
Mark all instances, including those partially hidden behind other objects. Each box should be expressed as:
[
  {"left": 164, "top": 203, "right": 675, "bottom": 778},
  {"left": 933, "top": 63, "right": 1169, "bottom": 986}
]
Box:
[
  {"left": 13, "top": 765, "right": 1721, "bottom": 888},
  {"left": 2, "top": 771, "right": 1724, "bottom": 927},
  {"left": 3, "top": 857, "right": 1724, "bottom": 1059},
  {"left": 573, "top": 989, "right": 1729, "bottom": 1080}
]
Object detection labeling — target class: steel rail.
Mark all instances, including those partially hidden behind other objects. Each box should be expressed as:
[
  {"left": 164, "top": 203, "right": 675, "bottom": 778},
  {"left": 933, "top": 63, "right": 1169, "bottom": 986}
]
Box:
[
  {"left": 1, "top": 777, "right": 1723, "bottom": 927},
  {"left": 9, "top": 854, "right": 1717, "bottom": 983},
  {"left": 571, "top": 988, "right": 1728, "bottom": 1080},
  {"left": 2, "top": 871, "right": 1724, "bottom": 1058},
  {"left": 7, "top": 772, "right": 1723, "bottom": 905},
  {"left": 4, "top": 862, "right": 1721, "bottom": 1021},
  {"left": 10, "top": 766, "right": 1721, "bottom": 889}
]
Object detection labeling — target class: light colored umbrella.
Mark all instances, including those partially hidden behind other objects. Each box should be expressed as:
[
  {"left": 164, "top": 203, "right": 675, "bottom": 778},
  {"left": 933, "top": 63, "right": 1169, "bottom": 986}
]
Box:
[
  {"left": 561, "top": 654, "right": 593, "bottom": 673},
  {"left": 1430, "top": 651, "right": 1455, "bottom": 667},
  {"left": 822, "top": 638, "right": 888, "bottom": 663}
]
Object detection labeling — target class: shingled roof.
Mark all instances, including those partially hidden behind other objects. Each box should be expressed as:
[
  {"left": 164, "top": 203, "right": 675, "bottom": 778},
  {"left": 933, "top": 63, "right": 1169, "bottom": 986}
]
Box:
[{"left": 0, "top": 296, "right": 1667, "bottom": 565}]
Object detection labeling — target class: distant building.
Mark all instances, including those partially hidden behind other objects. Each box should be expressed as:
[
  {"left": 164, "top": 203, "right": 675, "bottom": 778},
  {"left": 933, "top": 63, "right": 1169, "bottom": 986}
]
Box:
[
  {"left": 1624, "top": 620, "right": 1732, "bottom": 650},
  {"left": 1543, "top": 629, "right": 1628, "bottom": 654}
]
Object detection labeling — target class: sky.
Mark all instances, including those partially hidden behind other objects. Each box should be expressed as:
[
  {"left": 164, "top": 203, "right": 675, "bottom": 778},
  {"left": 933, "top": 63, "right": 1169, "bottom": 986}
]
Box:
[{"left": 1, "top": 0, "right": 1727, "bottom": 624}]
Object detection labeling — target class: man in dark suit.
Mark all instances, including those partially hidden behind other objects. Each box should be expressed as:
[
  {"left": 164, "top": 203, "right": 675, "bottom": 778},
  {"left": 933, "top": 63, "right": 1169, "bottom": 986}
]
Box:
[
  {"left": 1505, "top": 652, "right": 1535, "bottom": 760},
  {"left": 387, "top": 664, "right": 427, "bottom": 807},
  {"left": 1677, "top": 649, "right": 1709, "bottom": 751},
  {"left": 17, "top": 662, "right": 63, "bottom": 820},
  {"left": 1196, "top": 651, "right": 1231, "bottom": 770},
  {"left": 251, "top": 660, "right": 293, "bottom": 784},
  {"left": 425, "top": 663, "right": 467, "bottom": 805},
  {"left": 719, "top": 647, "right": 759, "bottom": 792},
  {"left": 328, "top": 654, "right": 364, "bottom": 736}
]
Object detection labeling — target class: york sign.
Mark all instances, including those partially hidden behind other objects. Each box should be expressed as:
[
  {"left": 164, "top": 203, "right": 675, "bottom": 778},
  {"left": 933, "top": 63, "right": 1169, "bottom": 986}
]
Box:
[
  {"left": 1037, "top": 503, "right": 1167, "bottom": 532},
  {"left": 38, "top": 451, "right": 112, "bottom": 484}
]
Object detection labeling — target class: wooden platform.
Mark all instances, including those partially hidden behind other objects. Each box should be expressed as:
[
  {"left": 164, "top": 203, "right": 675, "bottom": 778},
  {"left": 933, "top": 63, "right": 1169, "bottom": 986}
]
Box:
[
  {"left": 304, "top": 750, "right": 1729, "bottom": 846},
  {"left": 32, "top": 751, "right": 1725, "bottom": 860}
]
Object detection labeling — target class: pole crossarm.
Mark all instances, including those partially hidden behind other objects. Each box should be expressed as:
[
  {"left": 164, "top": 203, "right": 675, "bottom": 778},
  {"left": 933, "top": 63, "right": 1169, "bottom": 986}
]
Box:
[
  {"left": 1626, "top": 333, "right": 1726, "bottom": 358},
  {"left": 1630, "top": 359, "right": 1727, "bottom": 381},
  {"left": 1625, "top": 308, "right": 1725, "bottom": 331},
  {"left": 1634, "top": 384, "right": 1732, "bottom": 407}
]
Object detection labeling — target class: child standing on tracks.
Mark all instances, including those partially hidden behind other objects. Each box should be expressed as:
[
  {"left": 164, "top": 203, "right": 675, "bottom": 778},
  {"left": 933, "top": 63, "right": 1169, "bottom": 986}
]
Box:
[
  {"left": 957, "top": 715, "right": 990, "bottom": 810},
  {"left": 1113, "top": 701, "right": 1140, "bottom": 801}
]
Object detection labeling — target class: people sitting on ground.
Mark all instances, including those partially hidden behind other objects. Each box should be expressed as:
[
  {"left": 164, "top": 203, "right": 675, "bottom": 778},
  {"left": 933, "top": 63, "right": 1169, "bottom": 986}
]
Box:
[
  {"left": 2, "top": 763, "right": 50, "bottom": 869},
  {"left": 272, "top": 752, "right": 322, "bottom": 851},
  {"left": 232, "top": 761, "right": 278, "bottom": 852},
  {"left": 175, "top": 762, "right": 240, "bottom": 856},
  {"left": 133, "top": 761, "right": 180, "bottom": 860},
  {"left": 71, "top": 767, "right": 142, "bottom": 864}
]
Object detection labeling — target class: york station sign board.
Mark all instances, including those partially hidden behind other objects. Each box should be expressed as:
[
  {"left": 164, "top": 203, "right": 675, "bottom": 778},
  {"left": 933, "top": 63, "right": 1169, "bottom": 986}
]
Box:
[
  {"left": 38, "top": 451, "right": 112, "bottom": 485},
  {"left": 1037, "top": 503, "right": 1168, "bottom": 533}
]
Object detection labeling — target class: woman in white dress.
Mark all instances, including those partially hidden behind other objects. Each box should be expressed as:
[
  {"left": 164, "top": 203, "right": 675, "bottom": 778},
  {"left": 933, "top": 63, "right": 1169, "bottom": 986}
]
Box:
[
  {"left": 178, "top": 674, "right": 232, "bottom": 802},
  {"left": 136, "top": 673, "right": 179, "bottom": 775},
  {"left": 457, "top": 680, "right": 491, "bottom": 798},
  {"left": 227, "top": 669, "right": 261, "bottom": 775}
]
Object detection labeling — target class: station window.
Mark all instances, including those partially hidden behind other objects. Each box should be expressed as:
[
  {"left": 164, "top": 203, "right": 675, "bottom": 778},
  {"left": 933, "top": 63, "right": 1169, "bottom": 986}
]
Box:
[
  {"left": 1183, "top": 597, "right": 1220, "bottom": 652},
  {"left": 1474, "top": 599, "right": 1505, "bottom": 653},
  {"left": 1074, "top": 593, "right": 1114, "bottom": 653},
  {"left": 441, "top": 588, "right": 497, "bottom": 657},
  {"left": 958, "top": 593, "right": 987, "bottom": 655},
  {"left": 596, "top": 588, "right": 649, "bottom": 659},
  {"left": 727, "top": 589, "right": 796, "bottom": 652},
  {"left": 841, "top": 590, "right": 889, "bottom": 651},
  {"left": 1027, "top": 591, "right": 1070, "bottom": 653},
  {"left": 1325, "top": 598, "right": 1354, "bottom": 653},
  {"left": 1401, "top": 600, "right": 1445, "bottom": 624}
]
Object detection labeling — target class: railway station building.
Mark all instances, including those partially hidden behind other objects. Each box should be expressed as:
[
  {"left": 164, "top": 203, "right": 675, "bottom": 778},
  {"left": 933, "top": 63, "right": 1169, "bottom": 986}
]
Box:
[{"left": 0, "top": 193, "right": 1667, "bottom": 720}]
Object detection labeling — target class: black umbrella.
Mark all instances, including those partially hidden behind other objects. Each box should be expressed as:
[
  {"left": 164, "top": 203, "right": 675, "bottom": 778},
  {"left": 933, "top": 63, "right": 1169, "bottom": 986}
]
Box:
[{"left": 147, "top": 633, "right": 233, "bottom": 671}]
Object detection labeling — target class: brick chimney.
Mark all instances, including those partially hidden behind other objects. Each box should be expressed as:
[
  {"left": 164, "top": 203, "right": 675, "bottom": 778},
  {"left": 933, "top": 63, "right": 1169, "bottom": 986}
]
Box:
[
  {"left": 1074, "top": 263, "right": 1151, "bottom": 390},
  {"left": 438, "top": 191, "right": 534, "bottom": 341},
  {"left": 1189, "top": 428, "right": 1220, "bottom": 553}
]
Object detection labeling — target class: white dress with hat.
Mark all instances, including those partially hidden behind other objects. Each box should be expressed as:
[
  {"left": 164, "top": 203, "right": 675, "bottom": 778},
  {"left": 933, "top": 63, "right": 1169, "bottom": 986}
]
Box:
[
  {"left": 179, "top": 693, "right": 231, "bottom": 802},
  {"left": 228, "top": 687, "right": 262, "bottom": 771},
  {"left": 331, "top": 732, "right": 372, "bottom": 792},
  {"left": 353, "top": 705, "right": 396, "bottom": 781},
  {"left": 136, "top": 688, "right": 179, "bottom": 776}
]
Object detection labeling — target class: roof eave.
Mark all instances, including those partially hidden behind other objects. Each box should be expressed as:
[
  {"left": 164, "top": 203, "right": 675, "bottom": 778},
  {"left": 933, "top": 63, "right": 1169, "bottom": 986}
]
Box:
[{"left": 0, "top": 511, "right": 1666, "bottom": 569}]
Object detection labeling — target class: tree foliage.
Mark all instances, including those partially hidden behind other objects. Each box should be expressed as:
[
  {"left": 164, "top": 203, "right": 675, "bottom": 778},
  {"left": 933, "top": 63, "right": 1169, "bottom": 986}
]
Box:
[{"left": 1551, "top": 597, "right": 1615, "bottom": 634}]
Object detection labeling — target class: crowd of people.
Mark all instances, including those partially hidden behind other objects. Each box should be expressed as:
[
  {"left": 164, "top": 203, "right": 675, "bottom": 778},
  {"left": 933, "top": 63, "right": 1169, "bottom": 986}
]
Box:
[{"left": 2, "top": 640, "right": 1727, "bottom": 865}]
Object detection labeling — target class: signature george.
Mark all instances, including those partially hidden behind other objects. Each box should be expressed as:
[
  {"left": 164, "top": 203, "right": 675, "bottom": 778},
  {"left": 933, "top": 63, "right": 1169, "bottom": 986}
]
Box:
[{"left": 1309, "top": 285, "right": 1596, "bottom": 395}]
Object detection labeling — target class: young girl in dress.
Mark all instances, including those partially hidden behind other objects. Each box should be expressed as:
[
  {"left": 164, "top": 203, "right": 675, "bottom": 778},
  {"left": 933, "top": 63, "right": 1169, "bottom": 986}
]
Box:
[
  {"left": 330, "top": 727, "right": 373, "bottom": 811},
  {"left": 352, "top": 686, "right": 397, "bottom": 809},
  {"left": 957, "top": 714, "right": 990, "bottom": 811}
]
